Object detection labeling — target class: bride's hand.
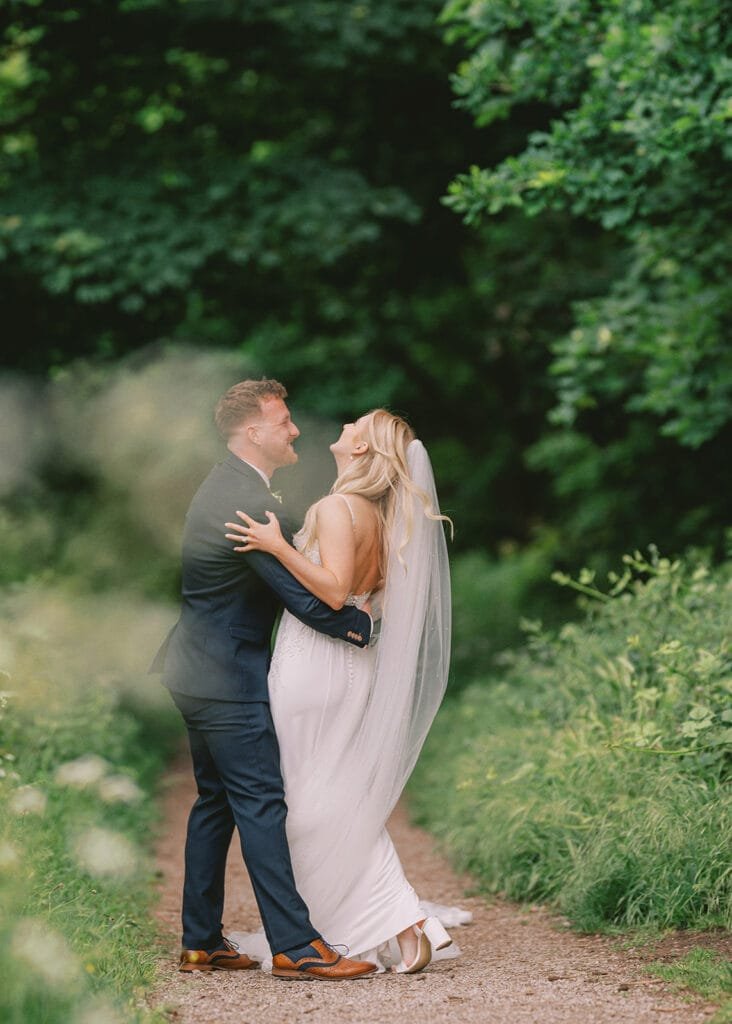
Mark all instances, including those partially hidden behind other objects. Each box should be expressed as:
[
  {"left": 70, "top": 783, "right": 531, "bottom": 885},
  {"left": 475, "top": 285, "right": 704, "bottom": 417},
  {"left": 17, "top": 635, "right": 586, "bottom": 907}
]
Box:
[{"left": 225, "top": 510, "right": 285, "bottom": 555}]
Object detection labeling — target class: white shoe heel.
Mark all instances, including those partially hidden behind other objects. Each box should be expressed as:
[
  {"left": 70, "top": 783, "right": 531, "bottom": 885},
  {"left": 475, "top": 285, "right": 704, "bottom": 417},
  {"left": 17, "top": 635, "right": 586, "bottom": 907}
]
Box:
[
  {"left": 394, "top": 916, "right": 452, "bottom": 974},
  {"left": 421, "top": 916, "right": 452, "bottom": 952},
  {"left": 394, "top": 926, "right": 431, "bottom": 975}
]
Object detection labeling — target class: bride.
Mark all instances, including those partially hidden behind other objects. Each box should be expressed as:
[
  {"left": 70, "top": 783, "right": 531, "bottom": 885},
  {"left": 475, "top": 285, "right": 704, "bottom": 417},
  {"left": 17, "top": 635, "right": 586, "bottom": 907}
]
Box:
[{"left": 224, "top": 409, "right": 460, "bottom": 973}]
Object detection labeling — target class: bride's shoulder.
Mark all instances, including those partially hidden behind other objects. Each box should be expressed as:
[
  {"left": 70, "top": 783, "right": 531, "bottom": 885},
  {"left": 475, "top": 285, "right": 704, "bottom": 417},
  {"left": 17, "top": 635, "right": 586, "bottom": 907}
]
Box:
[
  {"left": 314, "top": 493, "right": 355, "bottom": 523},
  {"left": 347, "top": 493, "right": 379, "bottom": 522},
  {"left": 316, "top": 493, "right": 377, "bottom": 532},
  {"left": 315, "top": 493, "right": 348, "bottom": 511}
]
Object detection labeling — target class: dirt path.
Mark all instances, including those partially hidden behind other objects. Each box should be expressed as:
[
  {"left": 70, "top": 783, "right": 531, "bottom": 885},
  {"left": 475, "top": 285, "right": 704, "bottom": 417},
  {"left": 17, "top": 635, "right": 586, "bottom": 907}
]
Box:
[{"left": 147, "top": 753, "right": 719, "bottom": 1024}]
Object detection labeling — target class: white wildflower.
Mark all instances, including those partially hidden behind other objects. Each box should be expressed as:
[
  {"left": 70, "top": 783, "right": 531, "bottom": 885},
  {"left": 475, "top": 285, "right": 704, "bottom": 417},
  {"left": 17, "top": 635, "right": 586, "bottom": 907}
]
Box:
[
  {"left": 9, "top": 785, "right": 47, "bottom": 815},
  {"left": 0, "top": 840, "right": 19, "bottom": 869},
  {"left": 72, "top": 827, "right": 138, "bottom": 879},
  {"left": 97, "top": 774, "right": 143, "bottom": 805},
  {"left": 54, "top": 754, "right": 109, "bottom": 789},
  {"left": 74, "top": 997, "right": 125, "bottom": 1024},
  {"left": 11, "top": 919, "right": 82, "bottom": 989},
  {"left": 596, "top": 325, "right": 613, "bottom": 349}
]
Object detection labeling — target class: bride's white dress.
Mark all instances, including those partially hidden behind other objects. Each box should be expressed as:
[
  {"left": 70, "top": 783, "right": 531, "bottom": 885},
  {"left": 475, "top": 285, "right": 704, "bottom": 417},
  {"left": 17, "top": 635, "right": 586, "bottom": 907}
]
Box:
[{"left": 232, "top": 451, "right": 470, "bottom": 969}]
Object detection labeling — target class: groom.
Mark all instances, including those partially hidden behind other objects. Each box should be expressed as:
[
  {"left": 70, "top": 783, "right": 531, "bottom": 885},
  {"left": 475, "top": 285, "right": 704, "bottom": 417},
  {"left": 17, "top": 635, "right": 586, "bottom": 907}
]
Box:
[{"left": 152, "top": 378, "right": 376, "bottom": 980}]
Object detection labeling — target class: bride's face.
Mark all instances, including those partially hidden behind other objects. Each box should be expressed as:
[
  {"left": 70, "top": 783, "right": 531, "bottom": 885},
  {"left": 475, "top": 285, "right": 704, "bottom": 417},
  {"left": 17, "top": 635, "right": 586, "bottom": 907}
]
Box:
[{"left": 330, "top": 415, "right": 369, "bottom": 462}]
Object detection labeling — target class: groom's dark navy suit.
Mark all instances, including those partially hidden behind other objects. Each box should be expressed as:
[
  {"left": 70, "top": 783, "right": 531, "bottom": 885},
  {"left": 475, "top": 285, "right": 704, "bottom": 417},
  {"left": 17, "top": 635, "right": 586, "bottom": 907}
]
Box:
[{"left": 153, "top": 451, "right": 371, "bottom": 954}]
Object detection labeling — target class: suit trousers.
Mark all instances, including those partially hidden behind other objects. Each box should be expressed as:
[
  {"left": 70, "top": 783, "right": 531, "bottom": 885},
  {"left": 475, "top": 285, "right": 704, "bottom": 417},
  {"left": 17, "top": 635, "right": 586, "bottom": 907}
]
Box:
[{"left": 170, "top": 692, "right": 319, "bottom": 955}]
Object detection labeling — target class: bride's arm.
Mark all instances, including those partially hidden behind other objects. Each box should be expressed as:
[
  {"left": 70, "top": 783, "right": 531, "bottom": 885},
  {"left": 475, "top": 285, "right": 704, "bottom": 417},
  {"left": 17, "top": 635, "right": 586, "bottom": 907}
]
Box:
[{"left": 225, "top": 496, "right": 355, "bottom": 610}]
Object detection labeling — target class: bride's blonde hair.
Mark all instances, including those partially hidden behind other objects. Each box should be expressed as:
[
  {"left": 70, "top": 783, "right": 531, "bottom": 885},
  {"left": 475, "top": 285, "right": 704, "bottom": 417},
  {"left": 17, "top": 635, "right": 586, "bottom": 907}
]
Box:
[{"left": 301, "top": 409, "right": 451, "bottom": 579}]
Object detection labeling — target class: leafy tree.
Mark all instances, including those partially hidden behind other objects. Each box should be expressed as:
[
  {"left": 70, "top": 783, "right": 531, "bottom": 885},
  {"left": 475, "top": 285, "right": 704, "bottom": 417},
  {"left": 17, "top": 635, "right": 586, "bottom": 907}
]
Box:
[
  {"left": 444, "top": 0, "right": 732, "bottom": 558},
  {"left": 5, "top": 0, "right": 724, "bottom": 570},
  {"left": 0, "top": 0, "right": 614, "bottom": 554}
]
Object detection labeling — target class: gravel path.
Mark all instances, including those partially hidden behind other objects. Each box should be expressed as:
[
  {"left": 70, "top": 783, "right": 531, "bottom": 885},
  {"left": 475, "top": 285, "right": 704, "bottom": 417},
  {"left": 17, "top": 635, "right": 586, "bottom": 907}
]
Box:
[{"left": 147, "top": 753, "right": 719, "bottom": 1024}]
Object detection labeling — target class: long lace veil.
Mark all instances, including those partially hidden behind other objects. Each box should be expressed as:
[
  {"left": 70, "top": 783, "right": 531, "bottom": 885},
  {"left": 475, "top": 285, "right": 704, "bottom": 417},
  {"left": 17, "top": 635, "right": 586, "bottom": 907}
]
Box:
[{"left": 355, "top": 438, "right": 452, "bottom": 822}]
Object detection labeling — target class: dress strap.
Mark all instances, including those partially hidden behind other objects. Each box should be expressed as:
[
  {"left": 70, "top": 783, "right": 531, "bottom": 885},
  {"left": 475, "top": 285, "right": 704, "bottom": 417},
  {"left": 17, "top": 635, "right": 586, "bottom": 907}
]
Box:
[{"left": 334, "top": 493, "right": 356, "bottom": 530}]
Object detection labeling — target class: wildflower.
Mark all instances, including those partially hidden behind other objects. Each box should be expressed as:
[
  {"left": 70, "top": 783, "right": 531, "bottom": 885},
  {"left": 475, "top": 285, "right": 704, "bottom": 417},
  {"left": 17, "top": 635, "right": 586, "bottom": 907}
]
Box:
[
  {"left": 596, "top": 325, "right": 613, "bottom": 348},
  {"left": 72, "top": 827, "right": 138, "bottom": 879},
  {"left": 9, "top": 785, "right": 47, "bottom": 815},
  {"left": 55, "top": 754, "right": 109, "bottom": 789},
  {"left": 97, "top": 774, "right": 143, "bottom": 805},
  {"left": 74, "top": 997, "right": 125, "bottom": 1024},
  {"left": 11, "top": 919, "right": 82, "bottom": 989},
  {"left": 0, "top": 840, "right": 19, "bottom": 869}
]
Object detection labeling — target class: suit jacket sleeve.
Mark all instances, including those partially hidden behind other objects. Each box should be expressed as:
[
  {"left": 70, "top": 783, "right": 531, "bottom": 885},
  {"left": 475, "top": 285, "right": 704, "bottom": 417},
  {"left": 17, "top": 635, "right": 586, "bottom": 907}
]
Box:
[{"left": 245, "top": 549, "right": 371, "bottom": 648}]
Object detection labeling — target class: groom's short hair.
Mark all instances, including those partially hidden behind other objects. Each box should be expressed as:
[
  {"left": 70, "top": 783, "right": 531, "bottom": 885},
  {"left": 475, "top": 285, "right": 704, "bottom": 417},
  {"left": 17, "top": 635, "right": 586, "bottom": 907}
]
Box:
[{"left": 215, "top": 378, "right": 288, "bottom": 438}]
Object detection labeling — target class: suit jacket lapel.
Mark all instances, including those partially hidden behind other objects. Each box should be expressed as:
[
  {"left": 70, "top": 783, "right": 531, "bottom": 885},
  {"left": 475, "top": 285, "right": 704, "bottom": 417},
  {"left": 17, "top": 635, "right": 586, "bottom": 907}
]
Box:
[
  {"left": 223, "top": 450, "right": 270, "bottom": 488},
  {"left": 222, "top": 451, "right": 296, "bottom": 544}
]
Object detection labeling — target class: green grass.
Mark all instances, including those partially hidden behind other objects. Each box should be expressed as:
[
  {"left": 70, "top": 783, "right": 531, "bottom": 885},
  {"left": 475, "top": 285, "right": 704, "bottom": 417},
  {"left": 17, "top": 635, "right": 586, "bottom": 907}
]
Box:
[
  {"left": 0, "top": 584, "right": 181, "bottom": 1024},
  {"left": 647, "top": 949, "right": 732, "bottom": 1022},
  {"left": 411, "top": 548, "right": 732, "bottom": 933}
]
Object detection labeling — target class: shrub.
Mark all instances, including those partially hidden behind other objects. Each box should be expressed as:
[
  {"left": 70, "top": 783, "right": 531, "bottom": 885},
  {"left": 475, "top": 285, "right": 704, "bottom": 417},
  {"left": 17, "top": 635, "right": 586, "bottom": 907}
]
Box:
[
  {"left": 412, "top": 547, "right": 732, "bottom": 930},
  {"left": 449, "top": 534, "right": 562, "bottom": 690},
  {"left": 0, "top": 584, "right": 180, "bottom": 1024}
]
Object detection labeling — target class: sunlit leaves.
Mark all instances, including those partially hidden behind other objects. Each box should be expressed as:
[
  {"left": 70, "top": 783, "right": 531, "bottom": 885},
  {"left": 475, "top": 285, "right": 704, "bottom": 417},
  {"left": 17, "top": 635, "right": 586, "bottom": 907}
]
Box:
[{"left": 444, "top": 0, "right": 732, "bottom": 451}]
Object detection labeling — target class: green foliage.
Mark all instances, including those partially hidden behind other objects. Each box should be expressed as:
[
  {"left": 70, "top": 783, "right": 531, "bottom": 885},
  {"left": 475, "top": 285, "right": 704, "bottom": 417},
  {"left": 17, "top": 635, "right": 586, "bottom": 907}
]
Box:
[
  {"left": 443, "top": 0, "right": 732, "bottom": 559},
  {"left": 411, "top": 548, "right": 732, "bottom": 931},
  {"left": 0, "top": 500, "right": 56, "bottom": 585},
  {"left": 647, "top": 948, "right": 732, "bottom": 1009},
  {"left": 449, "top": 533, "right": 561, "bottom": 688},
  {"left": 0, "top": 585, "right": 180, "bottom": 1024},
  {"left": 0, "top": 0, "right": 624, "bottom": 561},
  {"left": 0, "top": 348, "right": 249, "bottom": 600},
  {"left": 2, "top": 0, "right": 731, "bottom": 572},
  {"left": 0, "top": 487, "right": 180, "bottom": 598},
  {"left": 0, "top": 0, "right": 444, "bottom": 359}
]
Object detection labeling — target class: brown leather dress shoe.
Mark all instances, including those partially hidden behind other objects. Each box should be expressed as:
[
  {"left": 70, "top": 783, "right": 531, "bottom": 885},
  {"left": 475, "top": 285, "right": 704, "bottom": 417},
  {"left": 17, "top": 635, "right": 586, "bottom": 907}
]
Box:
[
  {"left": 179, "top": 937, "right": 258, "bottom": 972},
  {"left": 271, "top": 938, "right": 377, "bottom": 980}
]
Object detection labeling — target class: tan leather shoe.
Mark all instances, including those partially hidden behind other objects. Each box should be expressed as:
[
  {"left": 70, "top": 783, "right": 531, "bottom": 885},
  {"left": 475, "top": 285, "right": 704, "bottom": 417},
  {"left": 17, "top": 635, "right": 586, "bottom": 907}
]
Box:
[
  {"left": 179, "top": 937, "right": 258, "bottom": 972},
  {"left": 272, "top": 938, "right": 377, "bottom": 980}
]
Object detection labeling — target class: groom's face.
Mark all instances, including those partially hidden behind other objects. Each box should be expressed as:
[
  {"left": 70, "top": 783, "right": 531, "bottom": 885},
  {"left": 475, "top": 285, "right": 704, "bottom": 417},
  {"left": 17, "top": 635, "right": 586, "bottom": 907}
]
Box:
[{"left": 252, "top": 397, "right": 300, "bottom": 470}]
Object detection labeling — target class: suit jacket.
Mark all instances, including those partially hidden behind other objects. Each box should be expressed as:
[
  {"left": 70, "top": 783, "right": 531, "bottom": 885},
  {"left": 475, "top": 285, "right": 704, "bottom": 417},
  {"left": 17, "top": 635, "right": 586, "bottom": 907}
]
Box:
[{"left": 152, "top": 451, "right": 371, "bottom": 701}]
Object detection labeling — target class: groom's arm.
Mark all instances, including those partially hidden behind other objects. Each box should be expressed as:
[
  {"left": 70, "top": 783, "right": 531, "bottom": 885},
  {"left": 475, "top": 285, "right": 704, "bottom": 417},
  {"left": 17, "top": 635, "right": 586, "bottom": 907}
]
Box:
[{"left": 246, "top": 549, "right": 371, "bottom": 648}]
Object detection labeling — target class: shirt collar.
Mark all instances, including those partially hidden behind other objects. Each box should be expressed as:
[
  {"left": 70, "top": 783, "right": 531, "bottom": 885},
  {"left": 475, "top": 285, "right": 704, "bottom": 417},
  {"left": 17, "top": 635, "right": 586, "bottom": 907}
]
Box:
[{"left": 239, "top": 458, "right": 270, "bottom": 489}]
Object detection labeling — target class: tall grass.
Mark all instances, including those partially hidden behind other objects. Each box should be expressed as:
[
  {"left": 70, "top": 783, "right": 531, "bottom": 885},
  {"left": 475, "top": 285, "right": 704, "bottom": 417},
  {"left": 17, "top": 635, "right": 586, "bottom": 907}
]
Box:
[
  {"left": 411, "top": 547, "right": 732, "bottom": 931},
  {"left": 0, "top": 584, "right": 180, "bottom": 1024}
]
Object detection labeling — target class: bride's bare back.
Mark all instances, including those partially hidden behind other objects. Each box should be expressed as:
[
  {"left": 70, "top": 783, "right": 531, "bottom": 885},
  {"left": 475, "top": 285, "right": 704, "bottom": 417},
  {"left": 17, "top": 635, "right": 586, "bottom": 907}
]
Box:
[{"left": 314, "top": 493, "right": 382, "bottom": 597}]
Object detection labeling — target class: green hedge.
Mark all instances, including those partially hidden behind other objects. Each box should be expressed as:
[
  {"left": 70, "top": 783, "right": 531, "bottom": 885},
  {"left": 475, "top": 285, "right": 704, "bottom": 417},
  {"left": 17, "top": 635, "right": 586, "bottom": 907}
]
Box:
[{"left": 411, "top": 547, "right": 732, "bottom": 931}]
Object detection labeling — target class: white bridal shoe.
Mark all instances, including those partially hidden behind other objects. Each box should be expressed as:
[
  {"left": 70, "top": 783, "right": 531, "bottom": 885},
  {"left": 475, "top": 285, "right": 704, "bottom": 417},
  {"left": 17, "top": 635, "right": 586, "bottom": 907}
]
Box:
[{"left": 394, "top": 916, "right": 453, "bottom": 974}]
